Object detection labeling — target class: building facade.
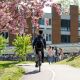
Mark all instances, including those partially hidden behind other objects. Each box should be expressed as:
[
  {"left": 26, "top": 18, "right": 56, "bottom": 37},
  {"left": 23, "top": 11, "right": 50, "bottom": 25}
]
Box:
[{"left": 37, "top": 5, "right": 80, "bottom": 44}]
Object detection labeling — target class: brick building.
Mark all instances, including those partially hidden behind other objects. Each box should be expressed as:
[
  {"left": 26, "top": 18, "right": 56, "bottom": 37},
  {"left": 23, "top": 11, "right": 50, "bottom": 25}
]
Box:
[{"left": 36, "top": 5, "right": 80, "bottom": 44}]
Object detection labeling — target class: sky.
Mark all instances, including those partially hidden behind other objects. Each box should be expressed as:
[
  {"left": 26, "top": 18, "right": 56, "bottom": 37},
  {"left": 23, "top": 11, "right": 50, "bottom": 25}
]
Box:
[{"left": 43, "top": 6, "right": 51, "bottom": 13}]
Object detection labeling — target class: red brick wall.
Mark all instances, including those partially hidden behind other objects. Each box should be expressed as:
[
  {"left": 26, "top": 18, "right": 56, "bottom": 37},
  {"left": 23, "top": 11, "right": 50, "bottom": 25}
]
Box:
[
  {"left": 70, "top": 5, "right": 78, "bottom": 43},
  {"left": 52, "top": 4, "right": 61, "bottom": 44}
]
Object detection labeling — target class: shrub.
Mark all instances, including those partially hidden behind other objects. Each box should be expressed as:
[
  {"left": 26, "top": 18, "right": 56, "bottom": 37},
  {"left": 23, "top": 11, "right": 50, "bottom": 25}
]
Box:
[
  {"left": 13, "top": 34, "right": 32, "bottom": 61},
  {"left": 0, "top": 36, "right": 6, "bottom": 54}
]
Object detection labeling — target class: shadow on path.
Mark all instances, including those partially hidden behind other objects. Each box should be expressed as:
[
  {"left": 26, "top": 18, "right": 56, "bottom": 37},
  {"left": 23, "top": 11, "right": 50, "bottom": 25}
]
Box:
[
  {"left": 18, "top": 64, "right": 31, "bottom": 66},
  {"left": 25, "top": 70, "right": 39, "bottom": 75}
]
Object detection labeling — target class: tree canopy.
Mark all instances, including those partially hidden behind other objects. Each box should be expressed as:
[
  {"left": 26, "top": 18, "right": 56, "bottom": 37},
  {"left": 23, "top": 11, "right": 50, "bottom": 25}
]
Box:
[
  {"left": 0, "top": 0, "right": 79, "bottom": 34},
  {"left": 0, "top": 0, "right": 62, "bottom": 34}
]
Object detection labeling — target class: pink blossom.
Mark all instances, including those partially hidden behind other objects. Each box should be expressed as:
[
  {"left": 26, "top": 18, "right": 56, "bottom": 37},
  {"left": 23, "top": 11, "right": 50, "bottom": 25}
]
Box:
[{"left": 0, "top": 0, "right": 61, "bottom": 33}]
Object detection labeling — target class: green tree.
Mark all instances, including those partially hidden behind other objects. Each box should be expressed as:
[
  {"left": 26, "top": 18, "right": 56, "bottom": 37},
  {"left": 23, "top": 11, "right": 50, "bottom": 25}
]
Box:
[
  {"left": 13, "top": 34, "right": 32, "bottom": 61},
  {"left": 0, "top": 36, "right": 6, "bottom": 54}
]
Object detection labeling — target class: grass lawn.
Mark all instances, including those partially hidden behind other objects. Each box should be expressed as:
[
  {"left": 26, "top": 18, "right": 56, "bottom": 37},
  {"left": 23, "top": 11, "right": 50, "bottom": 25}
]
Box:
[
  {"left": 0, "top": 61, "right": 25, "bottom": 80},
  {"left": 57, "top": 55, "right": 80, "bottom": 68}
]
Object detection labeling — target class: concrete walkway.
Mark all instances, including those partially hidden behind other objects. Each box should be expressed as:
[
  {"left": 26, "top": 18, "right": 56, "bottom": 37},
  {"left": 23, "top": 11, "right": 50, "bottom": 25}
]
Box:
[
  {"left": 19, "top": 63, "right": 53, "bottom": 80},
  {"left": 18, "top": 63, "right": 80, "bottom": 80},
  {"left": 51, "top": 64, "right": 80, "bottom": 80}
]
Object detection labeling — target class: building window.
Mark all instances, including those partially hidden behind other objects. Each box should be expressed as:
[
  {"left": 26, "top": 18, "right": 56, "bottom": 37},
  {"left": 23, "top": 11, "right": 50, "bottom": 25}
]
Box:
[
  {"left": 78, "top": 20, "right": 80, "bottom": 31},
  {"left": 49, "top": 34, "right": 51, "bottom": 41},
  {"left": 46, "top": 34, "right": 48, "bottom": 41},
  {"left": 46, "top": 34, "right": 51, "bottom": 41},
  {"left": 45, "top": 18, "right": 51, "bottom": 26},
  {"left": 61, "top": 35, "right": 70, "bottom": 43},
  {"left": 49, "top": 19, "right": 51, "bottom": 25},
  {"left": 78, "top": 21, "right": 80, "bottom": 27},
  {"left": 39, "top": 18, "right": 44, "bottom": 25},
  {"left": 61, "top": 19, "right": 70, "bottom": 31}
]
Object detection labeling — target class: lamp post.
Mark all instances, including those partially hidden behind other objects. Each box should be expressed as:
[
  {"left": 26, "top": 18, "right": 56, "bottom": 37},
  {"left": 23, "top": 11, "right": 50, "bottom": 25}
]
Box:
[{"left": 32, "top": 9, "right": 35, "bottom": 41}]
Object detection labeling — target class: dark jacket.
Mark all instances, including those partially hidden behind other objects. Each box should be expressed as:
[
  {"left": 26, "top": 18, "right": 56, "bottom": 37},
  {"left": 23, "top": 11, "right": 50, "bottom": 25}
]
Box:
[{"left": 33, "top": 35, "right": 46, "bottom": 50}]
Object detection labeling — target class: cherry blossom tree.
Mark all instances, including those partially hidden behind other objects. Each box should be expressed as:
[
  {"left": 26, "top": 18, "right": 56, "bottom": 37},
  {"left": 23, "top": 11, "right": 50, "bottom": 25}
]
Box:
[
  {"left": 57, "top": 0, "right": 79, "bottom": 14},
  {"left": 0, "top": 0, "right": 61, "bottom": 35}
]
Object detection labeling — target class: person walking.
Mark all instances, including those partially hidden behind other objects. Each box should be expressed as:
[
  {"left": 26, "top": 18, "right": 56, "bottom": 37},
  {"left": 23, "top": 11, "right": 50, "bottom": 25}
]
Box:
[
  {"left": 52, "top": 47, "right": 56, "bottom": 62},
  {"left": 59, "top": 48, "right": 64, "bottom": 60},
  {"left": 54, "top": 46, "right": 59, "bottom": 62},
  {"left": 47, "top": 46, "right": 53, "bottom": 64}
]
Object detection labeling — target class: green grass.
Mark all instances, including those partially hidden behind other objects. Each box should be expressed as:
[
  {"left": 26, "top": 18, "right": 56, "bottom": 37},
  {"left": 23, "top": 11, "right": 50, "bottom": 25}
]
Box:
[
  {"left": 0, "top": 66, "right": 24, "bottom": 80},
  {"left": 0, "top": 61, "right": 19, "bottom": 68},
  {"left": 0, "top": 61, "right": 34, "bottom": 68},
  {"left": 0, "top": 61, "right": 34, "bottom": 80},
  {"left": 57, "top": 56, "right": 80, "bottom": 68},
  {"left": 0, "top": 61, "right": 25, "bottom": 80}
]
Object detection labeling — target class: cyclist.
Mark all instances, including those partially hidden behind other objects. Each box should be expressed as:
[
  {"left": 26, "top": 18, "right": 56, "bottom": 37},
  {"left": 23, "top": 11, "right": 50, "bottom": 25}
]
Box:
[{"left": 33, "top": 30, "right": 46, "bottom": 67}]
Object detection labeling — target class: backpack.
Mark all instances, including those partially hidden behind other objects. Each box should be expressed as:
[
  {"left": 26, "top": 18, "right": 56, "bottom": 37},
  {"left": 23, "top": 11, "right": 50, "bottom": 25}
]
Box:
[{"left": 35, "top": 37, "right": 44, "bottom": 49}]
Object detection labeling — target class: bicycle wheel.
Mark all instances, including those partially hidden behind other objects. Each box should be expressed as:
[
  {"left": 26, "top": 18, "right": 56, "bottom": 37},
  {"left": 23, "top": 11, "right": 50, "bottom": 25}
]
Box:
[
  {"left": 38, "top": 51, "right": 42, "bottom": 72},
  {"left": 39, "top": 60, "right": 41, "bottom": 72}
]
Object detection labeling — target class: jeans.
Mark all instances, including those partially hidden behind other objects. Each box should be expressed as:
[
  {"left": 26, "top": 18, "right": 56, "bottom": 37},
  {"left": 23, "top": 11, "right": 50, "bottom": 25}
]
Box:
[{"left": 48, "top": 56, "right": 53, "bottom": 64}]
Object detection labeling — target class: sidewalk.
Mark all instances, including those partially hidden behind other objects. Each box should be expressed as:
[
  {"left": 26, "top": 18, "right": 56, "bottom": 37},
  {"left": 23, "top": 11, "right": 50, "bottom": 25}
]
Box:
[
  {"left": 51, "top": 64, "right": 80, "bottom": 80},
  {"left": 19, "top": 63, "right": 80, "bottom": 80},
  {"left": 20, "top": 63, "right": 53, "bottom": 80}
]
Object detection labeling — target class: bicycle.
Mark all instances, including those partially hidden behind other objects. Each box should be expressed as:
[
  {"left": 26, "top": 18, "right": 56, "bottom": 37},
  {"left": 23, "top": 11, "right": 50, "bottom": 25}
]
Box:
[
  {"left": 38, "top": 51, "right": 42, "bottom": 72},
  {"left": 35, "top": 50, "right": 42, "bottom": 72}
]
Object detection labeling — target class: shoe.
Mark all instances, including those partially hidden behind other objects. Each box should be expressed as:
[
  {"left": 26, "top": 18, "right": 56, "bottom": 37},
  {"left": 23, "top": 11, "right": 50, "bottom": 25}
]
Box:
[
  {"left": 35, "top": 63, "right": 38, "bottom": 67},
  {"left": 42, "top": 60, "right": 44, "bottom": 63},
  {"left": 35, "top": 64, "right": 38, "bottom": 67}
]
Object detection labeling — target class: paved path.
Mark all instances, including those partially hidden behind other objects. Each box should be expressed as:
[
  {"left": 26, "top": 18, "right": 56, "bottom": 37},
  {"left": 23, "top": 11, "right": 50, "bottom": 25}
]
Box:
[
  {"left": 51, "top": 64, "right": 80, "bottom": 80},
  {"left": 18, "top": 63, "right": 80, "bottom": 80},
  {"left": 19, "top": 63, "right": 53, "bottom": 80}
]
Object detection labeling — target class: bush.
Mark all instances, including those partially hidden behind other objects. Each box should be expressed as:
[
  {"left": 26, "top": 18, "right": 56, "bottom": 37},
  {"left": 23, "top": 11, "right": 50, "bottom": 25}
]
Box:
[
  {"left": 13, "top": 34, "right": 32, "bottom": 61},
  {"left": 0, "top": 36, "right": 6, "bottom": 54}
]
